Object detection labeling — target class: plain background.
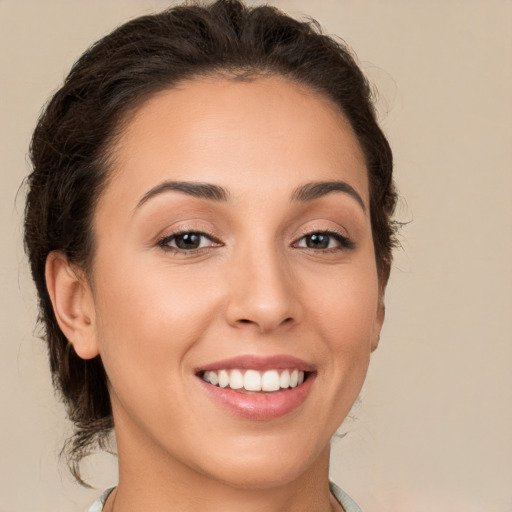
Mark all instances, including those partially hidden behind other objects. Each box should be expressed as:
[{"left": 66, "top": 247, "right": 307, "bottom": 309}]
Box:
[{"left": 1, "top": 1, "right": 511, "bottom": 511}]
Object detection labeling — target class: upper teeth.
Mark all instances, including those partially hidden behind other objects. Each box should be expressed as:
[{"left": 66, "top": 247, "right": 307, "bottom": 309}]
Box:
[{"left": 202, "top": 369, "right": 305, "bottom": 392}]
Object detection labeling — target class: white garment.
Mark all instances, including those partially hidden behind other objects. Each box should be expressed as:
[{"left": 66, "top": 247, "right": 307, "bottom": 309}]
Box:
[{"left": 87, "top": 482, "right": 362, "bottom": 512}]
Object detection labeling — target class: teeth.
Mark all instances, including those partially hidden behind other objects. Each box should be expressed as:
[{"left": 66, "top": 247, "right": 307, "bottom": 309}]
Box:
[
  {"left": 279, "top": 369, "right": 290, "bottom": 388},
  {"left": 208, "top": 371, "right": 219, "bottom": 386},
  {"left": 261, "top": 370, "right": 280, "bottom": 392},
  {"left": 290, "top": 369, "right": 298, "bottom": 388},
  {"left": 229, "top": 369, "right": 244, "bottom": 389},
  {"left": 218, "top": 369, "right": 229, "bottom": 388},
  {"left": 201, "top": 368, "right": 306, "bottom": 392},
  {"left": 244, "top": 370, "right": 261, "bottom": 391}
]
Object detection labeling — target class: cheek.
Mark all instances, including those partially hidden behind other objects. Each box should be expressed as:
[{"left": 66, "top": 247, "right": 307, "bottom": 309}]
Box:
[
  {"left": 90, "top": 252, "right": 222, "bottom": 390},
  {"left": 305, "top": 261, "right": 380, "bottom": 342},
  {"left": 302, "top": 258, "right": 380, "bottom": 396}
]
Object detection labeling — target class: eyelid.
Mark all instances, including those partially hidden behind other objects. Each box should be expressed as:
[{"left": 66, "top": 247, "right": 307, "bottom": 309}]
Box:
[
  {"left": 158, "top": 231, "right": 218, "bottom": 248},
  {"left": 156, "top": 224, "right": 223, "bottom": 253},
  {"left": 292, "top": 226, "right": 355, "bottom": 250},
  {"left": 155, "top": 220, "right": 218, "bottom": 242}
]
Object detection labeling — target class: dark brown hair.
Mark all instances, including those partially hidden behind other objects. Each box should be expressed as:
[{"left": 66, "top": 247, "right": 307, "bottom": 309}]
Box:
[{"left": 24, "top": 0, "right": 397, "bottom": 484}]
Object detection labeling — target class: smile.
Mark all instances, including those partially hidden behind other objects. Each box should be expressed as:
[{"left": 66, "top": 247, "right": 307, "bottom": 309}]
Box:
[
  {"left": 196, "top": 355, "right": 316, "bottom": 420},
  {"left": 201, "top": 368, "right": 306, "bottom": 392}
]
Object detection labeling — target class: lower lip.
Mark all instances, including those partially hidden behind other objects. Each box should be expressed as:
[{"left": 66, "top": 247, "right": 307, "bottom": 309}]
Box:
[{"left": 198, "top": 374, "right": 316, "bottom": 420}]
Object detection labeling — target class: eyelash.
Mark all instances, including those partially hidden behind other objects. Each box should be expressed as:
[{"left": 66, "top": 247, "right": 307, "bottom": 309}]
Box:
[
  {"left": 157, "top": 228, "right": 354, "bottom": 255},
  {"left": 293, "top": 229, "right": 355, "bottom": 251},
  {"left": 157, "top": 229, "right": 222, "bottom": 254}
]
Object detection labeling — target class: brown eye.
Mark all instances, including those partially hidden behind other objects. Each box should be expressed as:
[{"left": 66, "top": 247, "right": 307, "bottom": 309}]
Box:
[
  {"left": 174, "top": 232, "right": 202, "bottom": 249},
  {"left": 158, "top": 231, "right": 220, "bottom": 252},
  {"left": 295, "top": 231, "right": 354, "bottom": 251},
  {"left": 304, "top": 233, "right": 331, "bottom": 249}
]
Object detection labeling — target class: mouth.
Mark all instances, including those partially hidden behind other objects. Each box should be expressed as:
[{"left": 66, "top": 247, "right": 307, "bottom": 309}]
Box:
[
  {"left": 195, "top": 355, "right": 316, "bottom": 420},
  {"left": 199, "top": 368, "right": 309, "bottom": 393}
]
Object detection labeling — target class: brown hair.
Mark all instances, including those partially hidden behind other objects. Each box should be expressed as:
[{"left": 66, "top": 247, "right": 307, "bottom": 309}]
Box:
[{"left": 24, "top": 0, "right": 397, "bottom": 484}]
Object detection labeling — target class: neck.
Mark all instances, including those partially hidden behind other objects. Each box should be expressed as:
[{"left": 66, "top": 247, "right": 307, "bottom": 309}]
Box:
[{"left": 106, "top": 421, "right": 338, "bottom": 512}]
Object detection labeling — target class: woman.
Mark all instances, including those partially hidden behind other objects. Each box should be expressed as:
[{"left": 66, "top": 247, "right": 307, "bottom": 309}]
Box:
[{"left": 24, "top": 0, "right": 397, "bottom": 510}]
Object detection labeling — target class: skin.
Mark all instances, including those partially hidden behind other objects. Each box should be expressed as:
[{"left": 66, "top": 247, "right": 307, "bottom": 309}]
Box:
[{"left": 46, "top": 76, "right": 384, "bottom": 512}]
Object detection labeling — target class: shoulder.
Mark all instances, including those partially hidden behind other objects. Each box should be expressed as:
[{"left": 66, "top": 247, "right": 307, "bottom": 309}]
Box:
[{"left": 330, "top": 481, "right": 363, "bottom": 512}]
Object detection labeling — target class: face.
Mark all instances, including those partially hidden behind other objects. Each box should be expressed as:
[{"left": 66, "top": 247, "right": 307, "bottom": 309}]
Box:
[{"left": 87, "top": 76, "right": 384, "bottom": 489}]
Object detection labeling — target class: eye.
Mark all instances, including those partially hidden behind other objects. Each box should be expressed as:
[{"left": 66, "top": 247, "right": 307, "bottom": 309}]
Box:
[
  {"left": 158, "top": 231, "right": 220, "bottom": 252},
  {"left": 294, "top": 231, "right": 354, "bottom": 250}
]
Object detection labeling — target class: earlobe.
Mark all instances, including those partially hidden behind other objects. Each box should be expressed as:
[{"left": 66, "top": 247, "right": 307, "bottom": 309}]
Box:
[
  {"left": 45, "top": 251, "right": 99, "bottom": 360},
  {"left": 371, "top": 297, "right": 385, "bottom": 353}
]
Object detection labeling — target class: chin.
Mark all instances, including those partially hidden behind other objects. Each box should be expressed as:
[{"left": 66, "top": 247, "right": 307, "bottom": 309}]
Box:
[
  {"left": 187, "top": 434, "right": 330, "bottom": 491},
  {"left": 206, "top": 459, "right": 315, "bottom": 491}
]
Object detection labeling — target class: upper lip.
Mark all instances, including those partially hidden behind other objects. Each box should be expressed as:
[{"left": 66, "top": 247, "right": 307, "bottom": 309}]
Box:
[{"left": 195, "top": 354, "right": 316, "bottom": 373}]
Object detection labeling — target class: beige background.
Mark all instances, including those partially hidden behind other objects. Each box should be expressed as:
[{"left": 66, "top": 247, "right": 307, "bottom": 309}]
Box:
[{"left": 1, "top": 0, "right": 511, "bottom": 511}]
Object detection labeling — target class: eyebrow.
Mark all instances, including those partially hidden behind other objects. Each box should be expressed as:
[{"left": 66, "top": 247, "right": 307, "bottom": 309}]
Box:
[
  {"left": 292, "top": 181, "right": 366, "bottom": 213},
  {"left": 135, "top": 179, "right": 366, "bottom": 213},
  {"left": 136, "top": 181, "right": 230, "bottom": 209}
]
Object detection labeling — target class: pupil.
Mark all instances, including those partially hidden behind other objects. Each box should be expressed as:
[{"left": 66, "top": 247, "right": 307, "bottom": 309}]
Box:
[
  {"left": 176, "top": 233, "right": 201, "bottom": 249},
  {"left": 307, "top": 233, "right": 329, "bottom": 249}
]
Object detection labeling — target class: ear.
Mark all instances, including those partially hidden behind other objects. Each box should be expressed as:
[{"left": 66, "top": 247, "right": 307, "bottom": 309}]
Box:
[
  {"left": 371, "top": 293, "right": 386, "bottom": 353},
  {"left": 45, "top": 251, "right": 99, "bottom": 360}
]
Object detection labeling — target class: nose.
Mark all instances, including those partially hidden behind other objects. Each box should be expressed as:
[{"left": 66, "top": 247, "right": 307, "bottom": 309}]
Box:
[{"left": 225, "top": 245, "right": 302, "bottom": 334}]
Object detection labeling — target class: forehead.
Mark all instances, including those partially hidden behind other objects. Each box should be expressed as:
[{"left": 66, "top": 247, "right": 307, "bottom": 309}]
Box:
[{"left": 102, "top": 76, "right": 369, "bottom": 211}]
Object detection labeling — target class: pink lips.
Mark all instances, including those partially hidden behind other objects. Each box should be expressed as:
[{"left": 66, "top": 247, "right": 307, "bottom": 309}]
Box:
[
  {"left": 196, "top": 354, "right": 316, "bottom": 420},
  {"left": 197, "top": 354, "right": 316, "bottom": 373}
]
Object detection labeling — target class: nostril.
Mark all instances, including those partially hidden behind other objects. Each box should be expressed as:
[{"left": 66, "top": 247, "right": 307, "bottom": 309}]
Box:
[{"left": 236, "top": 317, "right": 294, "bottom": 328}]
